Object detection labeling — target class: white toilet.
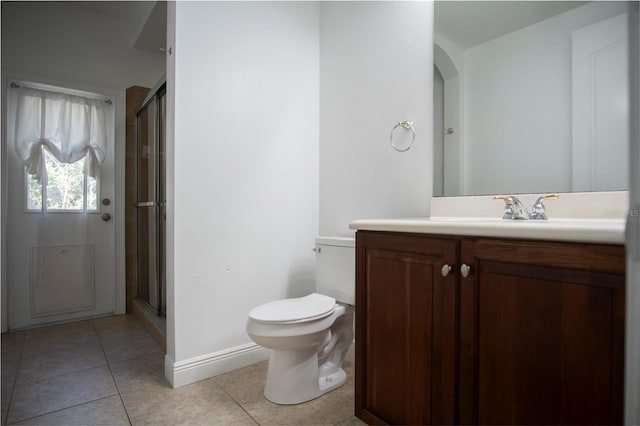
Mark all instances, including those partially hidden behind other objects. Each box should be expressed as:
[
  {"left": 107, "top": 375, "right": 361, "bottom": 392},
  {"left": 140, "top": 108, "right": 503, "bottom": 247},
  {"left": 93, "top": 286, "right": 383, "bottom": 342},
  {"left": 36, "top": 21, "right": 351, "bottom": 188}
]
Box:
[{"left": 246, "top": 237, "right": 355, "bottom": 405}]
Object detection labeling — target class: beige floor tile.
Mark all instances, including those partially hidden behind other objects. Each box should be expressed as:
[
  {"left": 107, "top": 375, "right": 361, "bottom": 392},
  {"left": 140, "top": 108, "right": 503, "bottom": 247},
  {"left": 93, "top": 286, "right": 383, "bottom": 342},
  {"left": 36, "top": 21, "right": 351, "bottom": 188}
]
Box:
[
  {"left": 15, "top": 395, "right": 129, "bottom": 425},
  {"left": 6, "top": 365, "right": 118, "bottom": 424},
  {"left": 121, "top": 377, "right": 257, "bottom": 425},
  {"left": 94, "top": 314, "right": 145, "bottom": 336},
  {"left": 2, "top": 359, "right": 20, "bottom": 372},
  {"left": 215, "top": 361, "right": 354, "bottom": 426},
  {"left": 94, "top": 315, "right": 161, "bottom": 364},
  {"left": 2, "top": 364, "right": 17, "bottom": 425},
  {"left": 3, "top": 317, "right": 356, "bottom": 426},
  {"left": 213, "top": 361, "right": 268, "bottom": 406},
  {"left": 335, "top": 416, "right": 367, "bottom": 426},
  {"left": 240, "top": 389, "right": 354, "bottom": 426},
  {"left": 110, "top": 352, "right": 166, "bottom": 394},
  {"left": 99, "top": 328, "right": 162, "bottom": 364},
  {"left": 333, "top": 380, "right": 355, "bottom": 404},
  {"left": 21, "top": 325, "right": 101, "bottom": 360},
  {"left": 1, "top": 332, "right": 25, "bottom": 362},
  {"left": 16, "top": 344, "right": 106, "bottom": 385},
  {"left": 2, "top": 364, "right": 17, "bottom": 408},
  {"left": 24, "top": 320, "right": 95, "bottom": 340}
]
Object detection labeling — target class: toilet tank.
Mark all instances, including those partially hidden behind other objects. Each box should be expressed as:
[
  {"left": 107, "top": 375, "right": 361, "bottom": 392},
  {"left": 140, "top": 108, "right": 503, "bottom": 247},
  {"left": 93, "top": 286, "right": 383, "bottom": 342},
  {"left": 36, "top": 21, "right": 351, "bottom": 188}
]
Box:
[{"left": 315, "top": 236, "right": 355, "bottom": 305}]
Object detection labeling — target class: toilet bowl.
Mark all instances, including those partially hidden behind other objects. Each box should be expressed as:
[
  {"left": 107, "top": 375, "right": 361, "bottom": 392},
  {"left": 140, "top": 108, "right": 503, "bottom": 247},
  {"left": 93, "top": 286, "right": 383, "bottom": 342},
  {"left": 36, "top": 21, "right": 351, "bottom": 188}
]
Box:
[
  {"left": 246, "top": 293, "right": 354, "bottom": 404},
  {"left": 246, "top": 236, "right": 355, "bottom": 405}
]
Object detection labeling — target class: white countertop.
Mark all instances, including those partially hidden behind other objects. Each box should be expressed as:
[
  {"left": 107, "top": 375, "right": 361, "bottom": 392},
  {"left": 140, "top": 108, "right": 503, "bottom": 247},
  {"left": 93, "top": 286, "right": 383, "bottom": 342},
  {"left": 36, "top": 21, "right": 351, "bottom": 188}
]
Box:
[{"left": 349, "top": 217, "right": 626, "bottom": 244}]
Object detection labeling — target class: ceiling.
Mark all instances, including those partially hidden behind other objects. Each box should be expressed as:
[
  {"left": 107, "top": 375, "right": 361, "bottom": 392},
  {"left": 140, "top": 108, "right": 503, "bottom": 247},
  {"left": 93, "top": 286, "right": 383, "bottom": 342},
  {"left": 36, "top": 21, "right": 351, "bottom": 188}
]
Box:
[
  {"left": 435, "top": 1, "right": 589, "bottom": 49},
  {"left": 67, "top": 1, "right": 167, "bottom": 53},
  {"left": 66, "top": 1, "right": 590, "bottom": 53}
]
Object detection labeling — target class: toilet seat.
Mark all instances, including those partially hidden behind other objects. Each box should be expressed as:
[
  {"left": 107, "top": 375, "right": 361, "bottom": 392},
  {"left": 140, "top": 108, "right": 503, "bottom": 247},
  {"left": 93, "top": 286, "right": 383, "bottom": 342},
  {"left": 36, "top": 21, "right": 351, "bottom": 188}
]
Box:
[{"left": 249, "top": 293, "right": 336, "bottom": 325}]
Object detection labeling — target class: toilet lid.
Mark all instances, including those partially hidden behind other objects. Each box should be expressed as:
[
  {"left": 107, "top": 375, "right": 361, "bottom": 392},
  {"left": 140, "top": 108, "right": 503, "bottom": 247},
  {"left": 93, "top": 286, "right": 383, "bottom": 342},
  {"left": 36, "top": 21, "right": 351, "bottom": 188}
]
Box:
[{"left": 249, "top": 293, "right": 336, "bottom": 324}]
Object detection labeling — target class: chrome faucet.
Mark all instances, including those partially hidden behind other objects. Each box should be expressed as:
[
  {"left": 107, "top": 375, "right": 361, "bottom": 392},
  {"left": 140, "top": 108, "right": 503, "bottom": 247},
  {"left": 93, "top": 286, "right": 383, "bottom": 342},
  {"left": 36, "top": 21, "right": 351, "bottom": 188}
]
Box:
[
  {"left": 529, "top": 194, "right": 559, "bottom": 220},
  {"left": 494, "top": 195, "right": 529, "bottom": 220},
  {"left": 494, "top": 194, "right": 559, "bottom": 220}
]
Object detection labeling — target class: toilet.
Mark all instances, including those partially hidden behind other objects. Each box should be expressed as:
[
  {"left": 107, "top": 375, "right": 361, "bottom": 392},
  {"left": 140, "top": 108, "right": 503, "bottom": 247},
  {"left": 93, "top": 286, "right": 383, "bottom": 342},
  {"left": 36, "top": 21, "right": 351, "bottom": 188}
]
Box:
[{"left": 246, "top": 237, "right": 355, "bottom": 405}]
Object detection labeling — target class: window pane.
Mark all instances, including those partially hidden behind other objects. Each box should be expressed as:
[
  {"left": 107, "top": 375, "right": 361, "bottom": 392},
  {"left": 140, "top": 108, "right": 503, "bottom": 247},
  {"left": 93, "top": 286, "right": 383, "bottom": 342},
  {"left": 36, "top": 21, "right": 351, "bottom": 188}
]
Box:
[
  {"left": 87, "top": 176, "right": 98, "bottom": 211},
  {"left": 25, "top": 150, "right": 99, "bottom": 212},
  {"left": 26, "top": 173, "right": 42, "bottom": 210},
  {"left": 44, "top": 151, "right": 84, "bottom": 210}
]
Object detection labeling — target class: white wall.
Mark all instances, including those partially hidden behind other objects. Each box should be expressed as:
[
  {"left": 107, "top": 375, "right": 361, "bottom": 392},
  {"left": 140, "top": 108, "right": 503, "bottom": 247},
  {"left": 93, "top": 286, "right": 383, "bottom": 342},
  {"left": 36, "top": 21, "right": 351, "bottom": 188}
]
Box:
[
  {"left": 460, "top": 1, "right": 627, "bottom": 195},
  {"left": 168, "top": 1, "right": 320, "bottom": 382},
  {"left": 165, "top": 0, "right": 178, "bottom": 386},
  {"left": 1, "top": 2, "right": 166, "bottom": 331},
  {"left": 167, "top": 1, "right": 433, "bottom": 386},
  {"left": 319, "top": 2, "right": 433, "bottom": 236},
  {"left": 434, "top": 35, "right": 464, "bottom": 196}
]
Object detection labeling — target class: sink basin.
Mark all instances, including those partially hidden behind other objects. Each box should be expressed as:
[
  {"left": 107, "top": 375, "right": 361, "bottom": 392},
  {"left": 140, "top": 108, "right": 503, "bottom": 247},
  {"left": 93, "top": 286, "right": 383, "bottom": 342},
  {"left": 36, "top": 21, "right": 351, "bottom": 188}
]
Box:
[{"left": 349, "top": 217, "right": 626, "bottom": 244}]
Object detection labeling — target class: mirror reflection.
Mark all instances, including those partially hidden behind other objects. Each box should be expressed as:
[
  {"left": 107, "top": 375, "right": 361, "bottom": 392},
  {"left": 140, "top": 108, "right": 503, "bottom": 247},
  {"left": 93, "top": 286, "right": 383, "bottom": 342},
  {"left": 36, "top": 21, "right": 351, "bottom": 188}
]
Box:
[{"left": 433, "top": 1, "right": 629, "bottom": 197}]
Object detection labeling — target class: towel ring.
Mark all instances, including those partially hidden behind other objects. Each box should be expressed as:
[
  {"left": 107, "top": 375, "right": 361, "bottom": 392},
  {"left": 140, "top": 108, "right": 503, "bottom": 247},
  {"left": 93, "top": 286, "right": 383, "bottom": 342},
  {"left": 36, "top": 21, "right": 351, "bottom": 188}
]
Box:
[{"left": 390, "top": 121, "right": 415, "bottom": 152}]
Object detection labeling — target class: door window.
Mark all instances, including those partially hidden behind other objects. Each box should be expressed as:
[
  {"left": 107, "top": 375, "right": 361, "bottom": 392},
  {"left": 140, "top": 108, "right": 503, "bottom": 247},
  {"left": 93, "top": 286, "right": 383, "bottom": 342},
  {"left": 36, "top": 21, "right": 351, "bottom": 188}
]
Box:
[{"left": 26, "top": 149, "right": 99, "bottom": 212}]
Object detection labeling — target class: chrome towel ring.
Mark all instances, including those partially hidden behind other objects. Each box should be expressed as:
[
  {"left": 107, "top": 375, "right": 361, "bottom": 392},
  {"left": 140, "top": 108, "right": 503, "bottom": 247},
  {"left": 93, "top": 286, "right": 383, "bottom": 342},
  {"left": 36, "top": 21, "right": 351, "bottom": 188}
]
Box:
[{"left": 390, "top": 120, "right": 415, "bottom": 152}]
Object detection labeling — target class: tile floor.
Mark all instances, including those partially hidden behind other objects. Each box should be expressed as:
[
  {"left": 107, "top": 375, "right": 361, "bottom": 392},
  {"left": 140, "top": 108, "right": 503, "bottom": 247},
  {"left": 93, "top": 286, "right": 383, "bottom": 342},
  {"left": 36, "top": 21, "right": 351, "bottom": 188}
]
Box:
[{"left": 1, "top": 314, "right": 365, "bottom": 426}]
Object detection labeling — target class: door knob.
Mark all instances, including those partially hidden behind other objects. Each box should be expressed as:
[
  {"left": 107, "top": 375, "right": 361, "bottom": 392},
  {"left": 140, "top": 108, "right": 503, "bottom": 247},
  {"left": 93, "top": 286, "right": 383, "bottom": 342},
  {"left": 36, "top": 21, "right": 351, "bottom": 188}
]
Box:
[{"left": 101, "top": 213, "right": 112, "bottom": 222}]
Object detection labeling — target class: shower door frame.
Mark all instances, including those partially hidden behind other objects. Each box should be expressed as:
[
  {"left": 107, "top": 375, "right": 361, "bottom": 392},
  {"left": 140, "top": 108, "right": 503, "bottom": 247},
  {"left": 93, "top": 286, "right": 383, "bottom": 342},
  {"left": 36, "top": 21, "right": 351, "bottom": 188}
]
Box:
[{"left": 135, "top": 84, "right": 166, "bottom": 316}]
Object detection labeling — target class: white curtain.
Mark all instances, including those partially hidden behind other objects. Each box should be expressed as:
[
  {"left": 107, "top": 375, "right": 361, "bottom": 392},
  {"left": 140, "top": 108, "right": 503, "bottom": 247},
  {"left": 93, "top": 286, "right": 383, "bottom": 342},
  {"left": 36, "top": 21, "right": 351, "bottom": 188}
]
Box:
[{"left": 14, "top": 87, "right": 108, "bottom": 184}]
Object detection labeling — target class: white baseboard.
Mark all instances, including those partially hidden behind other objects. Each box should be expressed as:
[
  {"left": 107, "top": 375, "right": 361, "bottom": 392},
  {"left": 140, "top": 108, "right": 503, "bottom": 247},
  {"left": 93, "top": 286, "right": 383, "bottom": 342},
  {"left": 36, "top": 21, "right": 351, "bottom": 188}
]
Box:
[{"left": 164, "top": 342, "right": 270, "bottom": 388}]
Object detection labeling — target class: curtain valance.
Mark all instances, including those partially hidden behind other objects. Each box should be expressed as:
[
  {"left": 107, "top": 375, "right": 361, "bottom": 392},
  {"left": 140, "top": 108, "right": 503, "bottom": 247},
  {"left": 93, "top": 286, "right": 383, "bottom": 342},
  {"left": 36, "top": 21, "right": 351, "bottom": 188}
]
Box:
[{"left": 14, "top": 86, "right": 109, "bottom": 184}]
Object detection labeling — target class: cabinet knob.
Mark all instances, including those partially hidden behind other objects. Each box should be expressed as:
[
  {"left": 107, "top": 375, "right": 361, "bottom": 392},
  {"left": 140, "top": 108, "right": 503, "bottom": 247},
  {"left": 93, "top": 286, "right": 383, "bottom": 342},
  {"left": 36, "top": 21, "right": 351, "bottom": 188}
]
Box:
[
  {"left": 441, "top": 264, "right": 452, "bottom": 277},
  {"left": 460, "top": 264, "right": 471, "bottom": 278}
]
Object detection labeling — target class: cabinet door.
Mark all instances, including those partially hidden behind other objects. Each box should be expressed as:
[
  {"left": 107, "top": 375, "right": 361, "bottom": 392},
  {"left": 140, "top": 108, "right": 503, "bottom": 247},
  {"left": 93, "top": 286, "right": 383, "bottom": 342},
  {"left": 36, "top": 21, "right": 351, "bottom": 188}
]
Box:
[
  {"left": 459, "top": 239, "right": 625, "bottom": 425},
  {"left": 355, "top": 231, "right": 458, "bottom": 425}
]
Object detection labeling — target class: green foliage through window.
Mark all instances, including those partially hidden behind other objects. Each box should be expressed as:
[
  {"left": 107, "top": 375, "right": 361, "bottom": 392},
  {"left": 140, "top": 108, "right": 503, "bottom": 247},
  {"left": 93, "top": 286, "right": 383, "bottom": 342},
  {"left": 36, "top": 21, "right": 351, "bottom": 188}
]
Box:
[{"left": 26, "top": 149, "right": 99, "bottom": 212}]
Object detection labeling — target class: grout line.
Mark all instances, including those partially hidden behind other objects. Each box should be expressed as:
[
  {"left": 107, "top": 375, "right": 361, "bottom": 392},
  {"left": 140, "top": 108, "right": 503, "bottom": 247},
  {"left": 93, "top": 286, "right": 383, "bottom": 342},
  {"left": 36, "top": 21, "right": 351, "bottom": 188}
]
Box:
[
  {"left": 4, "top": 394, "right": 119, "bottom": 425},
  {"left": 212, "top": 379, "right": 261, "bottom": 426},
  {"left": 12, "top": 361, "right": 110, "bottom": 388},
  {"left": 3, "top": 331, "right": 26, "bottom": 426},
  {"left": 92, "top": 319, "right": 133, "bottom": 426},
  {"left": 9, "top": 331, "right": 112, "bottom": 386}
]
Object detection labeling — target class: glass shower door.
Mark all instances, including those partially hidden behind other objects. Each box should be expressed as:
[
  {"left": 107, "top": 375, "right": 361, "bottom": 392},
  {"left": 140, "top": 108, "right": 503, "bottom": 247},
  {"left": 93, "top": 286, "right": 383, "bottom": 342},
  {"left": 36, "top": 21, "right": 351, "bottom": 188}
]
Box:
[
  {"left": 158, "top": 91, "right": 166, "bottom": 316},
  {"left": 135, "top": 87, "right": 165, "bottom": 315}
]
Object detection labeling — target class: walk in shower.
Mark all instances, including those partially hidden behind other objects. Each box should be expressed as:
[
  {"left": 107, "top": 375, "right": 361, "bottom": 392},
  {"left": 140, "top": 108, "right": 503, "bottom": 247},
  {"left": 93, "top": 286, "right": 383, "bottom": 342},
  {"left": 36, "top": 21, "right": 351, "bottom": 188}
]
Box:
[{"left": 135, "top": 83, "right": 166, "bottom": 316}]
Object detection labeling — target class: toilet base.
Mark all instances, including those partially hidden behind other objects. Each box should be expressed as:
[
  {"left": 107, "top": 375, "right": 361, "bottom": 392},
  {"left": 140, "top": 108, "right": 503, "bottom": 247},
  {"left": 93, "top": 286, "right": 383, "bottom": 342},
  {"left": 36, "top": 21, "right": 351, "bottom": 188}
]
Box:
[
  {"left": 251, "top": 303, "right": 354, "bottom": 405},
  {"left": 263, "top": 348, "right": 348, "bottom": 405},
  {"left": 318, "top": 368, "right": 347, "bottom": 394}
]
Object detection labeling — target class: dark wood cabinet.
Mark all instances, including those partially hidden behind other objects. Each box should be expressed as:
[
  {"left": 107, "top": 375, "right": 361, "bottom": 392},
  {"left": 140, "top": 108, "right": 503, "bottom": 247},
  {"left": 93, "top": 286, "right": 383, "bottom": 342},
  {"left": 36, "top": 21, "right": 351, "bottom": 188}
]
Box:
[
  {"left": 459, "top": 238, "right": 625, "bottom": 425},
  {"left": 355, "top": 231, "right": 625, "bottom": 425},
  {"left": 355, "top": 231, "right": 459, "bottom": 425}
]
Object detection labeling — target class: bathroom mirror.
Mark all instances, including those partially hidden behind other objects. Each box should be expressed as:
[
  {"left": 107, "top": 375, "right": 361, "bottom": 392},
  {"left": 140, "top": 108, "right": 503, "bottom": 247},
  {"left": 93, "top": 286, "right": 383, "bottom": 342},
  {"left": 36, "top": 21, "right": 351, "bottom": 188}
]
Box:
[{"left": 433, "top": 1, "right": 630, "bottom": 197}]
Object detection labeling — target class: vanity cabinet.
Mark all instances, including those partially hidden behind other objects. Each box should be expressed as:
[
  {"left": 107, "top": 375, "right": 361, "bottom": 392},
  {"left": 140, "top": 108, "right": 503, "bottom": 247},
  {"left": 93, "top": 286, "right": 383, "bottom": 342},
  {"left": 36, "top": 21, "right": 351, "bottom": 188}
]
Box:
[
  {"left": 355, "top": 230, "right": 625, "bottom": 425},
  {"left": 355, "top": 231, "right": 458, "bottom": 425}
]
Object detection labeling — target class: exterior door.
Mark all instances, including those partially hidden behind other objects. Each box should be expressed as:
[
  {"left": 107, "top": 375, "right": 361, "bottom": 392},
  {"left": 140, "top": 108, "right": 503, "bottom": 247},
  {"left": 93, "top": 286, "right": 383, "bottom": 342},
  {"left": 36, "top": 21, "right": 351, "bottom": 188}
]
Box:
[{"left": 6, "top": 81, "right": 116, "bottom": 329}]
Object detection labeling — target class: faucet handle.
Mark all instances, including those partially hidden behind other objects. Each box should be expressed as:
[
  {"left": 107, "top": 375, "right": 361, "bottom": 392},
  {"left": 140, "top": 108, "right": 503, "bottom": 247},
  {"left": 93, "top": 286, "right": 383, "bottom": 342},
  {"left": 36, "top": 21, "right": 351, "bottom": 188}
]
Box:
[
  {"left": 494, "top": 196, "right": 514, "bottom": 219},
  {"left": 530, "top": 194, "right": 559, "bottom": 220},
  {"left": 494, "top": 195, "right": 516, "bottom": 204},
  {"left": 494, "top": 195, "right": 528, "bottom": 220}
]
